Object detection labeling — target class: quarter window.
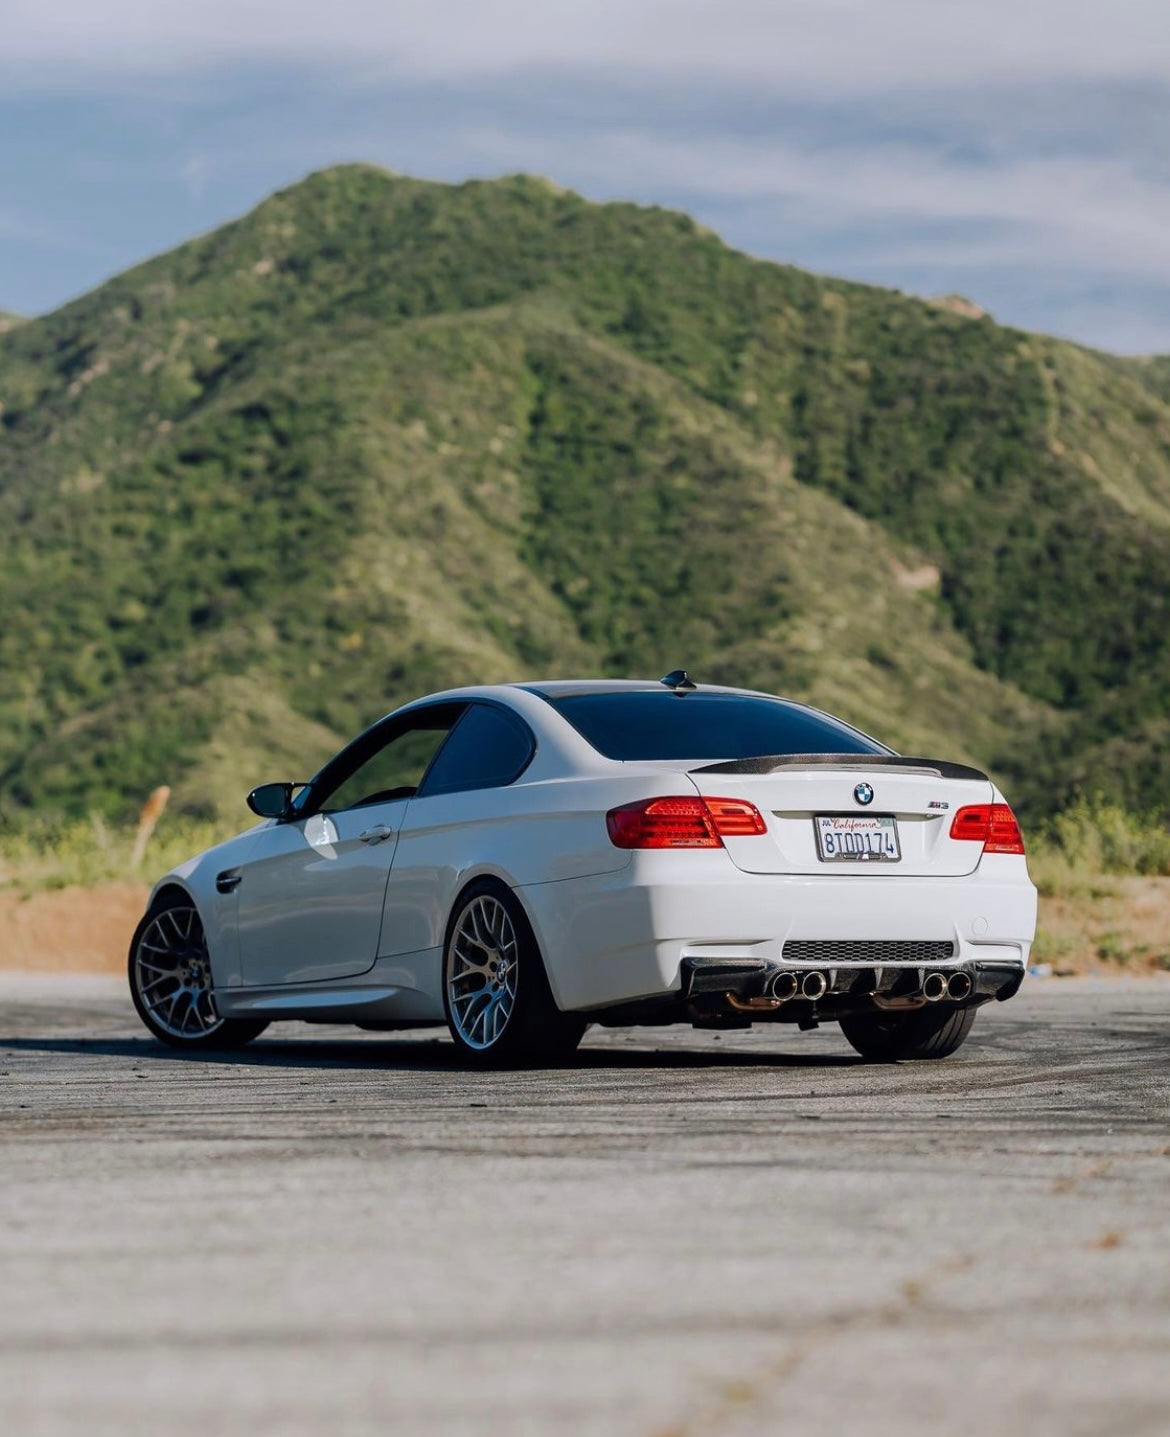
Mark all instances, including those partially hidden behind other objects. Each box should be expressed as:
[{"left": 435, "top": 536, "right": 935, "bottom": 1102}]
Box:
[{"left": 416, "top": 704, "right": 535, "bottom": 798}]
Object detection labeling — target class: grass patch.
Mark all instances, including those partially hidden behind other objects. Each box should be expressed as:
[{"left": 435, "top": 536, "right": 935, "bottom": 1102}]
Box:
[
  {"left": 1029, "top": 930, "right": 1077, "bottom": 963},
  {"left": 1094, "top": 931, "right": 1131, "bottom": 965},
  {"left": 1029, "top": 804, "right": 1170, "bottom": 973},
  {"left": 0, "top": 814, "right": 229, "bottom": 897}
]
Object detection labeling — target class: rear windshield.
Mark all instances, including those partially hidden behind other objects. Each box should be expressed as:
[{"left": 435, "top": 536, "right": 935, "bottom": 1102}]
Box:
[{"left": 547, "top": 692, "right": 889, "bottom": 762}]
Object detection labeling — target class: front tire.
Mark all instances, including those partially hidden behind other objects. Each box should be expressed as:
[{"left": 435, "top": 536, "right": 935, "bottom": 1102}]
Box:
[
  {"left": 839, "top": 1004, "right": 977, "bottom": 1061},
  {"left": 442, "top": 880, "right": 586, "bottom": 1068},
  {"left": 128, "top": 894, "right": 268, "bottom": 1051}
]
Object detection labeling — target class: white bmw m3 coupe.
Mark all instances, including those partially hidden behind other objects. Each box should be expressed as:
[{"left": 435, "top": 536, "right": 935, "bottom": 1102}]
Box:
[{"left": 129, "top": 674, "right": 1037, "bottom": 1065}]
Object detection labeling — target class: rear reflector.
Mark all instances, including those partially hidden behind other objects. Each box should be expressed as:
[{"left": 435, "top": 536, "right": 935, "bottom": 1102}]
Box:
[
  {"left": 606, "top": 795, "right": 767, "bottom": 849},
  {"left": 948, "top": 803, "right": 1026, "bottom": 855}
]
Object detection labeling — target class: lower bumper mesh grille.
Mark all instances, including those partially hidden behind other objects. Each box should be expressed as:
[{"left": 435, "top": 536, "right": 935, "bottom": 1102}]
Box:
[{"left": 782, "top": 939, "right": 956, "bottom": 964}]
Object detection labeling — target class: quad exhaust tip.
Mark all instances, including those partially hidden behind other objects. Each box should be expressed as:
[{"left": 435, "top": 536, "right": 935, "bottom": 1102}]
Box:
[
  {"left": 768, "top": 971, "right": 800, "bottom": 1002},
  {"left": 800, "top": 970, "right": 828, "bottom": 1001},
  {"left": 922, "top": 971, "right": 949, "bottom": 1002},
  {"left": 762, "top": 967, "right": 972, "bottom": 1006},
  {"left": 765, "top": 970, "right": 828, "bottom": 1002},
  {"left": 947, "top": 970, "right": 973, "bottom": 1001}
]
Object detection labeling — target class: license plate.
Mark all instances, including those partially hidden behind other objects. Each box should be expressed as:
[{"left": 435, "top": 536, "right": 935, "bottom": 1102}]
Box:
[{"left": 814, "top": 814, "right": 901, "bottom": 862}]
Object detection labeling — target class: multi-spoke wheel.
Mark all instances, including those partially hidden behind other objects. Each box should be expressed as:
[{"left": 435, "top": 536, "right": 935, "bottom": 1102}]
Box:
[
  {"left": 442, "top": 881, "right": 585, "bottom": 1067},
  {"left": 446, "top": 892, "right": 520, "bottom": 1050},
  {"left": 128, "top": 895, "right": 268, "bottom": 1050}
]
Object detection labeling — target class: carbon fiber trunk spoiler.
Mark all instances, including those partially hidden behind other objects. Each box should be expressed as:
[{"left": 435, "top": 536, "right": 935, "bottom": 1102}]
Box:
[{"left": 692, "top": 753, "right": 990, "bottom": 782}]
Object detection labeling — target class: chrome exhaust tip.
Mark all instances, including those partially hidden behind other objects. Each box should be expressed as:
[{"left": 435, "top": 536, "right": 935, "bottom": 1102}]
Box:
[
  {"left": 768, "top": 971, "right": 800, "bottom": 1002},
  {"left": 800, "top": 970, "right": 829, "bottom": 1001},
  {"left": 947, "top": 970, "right": 973, "bottom": 1001},
  {"left": 922, "top": 971, "right": 949, "bottom": 1002}
]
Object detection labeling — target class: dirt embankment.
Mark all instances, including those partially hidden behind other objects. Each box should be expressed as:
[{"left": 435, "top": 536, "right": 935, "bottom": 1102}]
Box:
[
  {"left": 0, "top": 884, "right": 149, "bottom": 974},
  {"left": 1035, "top": 875, "right": 1170, "bottom": 972},
  {"left": 1, "top": 879, "right": 1168, "bottom": 976}
]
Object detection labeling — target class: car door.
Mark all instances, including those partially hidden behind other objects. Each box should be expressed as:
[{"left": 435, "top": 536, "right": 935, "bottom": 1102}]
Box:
[
  {"left": 236, "top": 705, "right": 464, "bottom": 987},
  {"left": 378, "top": 702, "right": 537, "bottom": 958}
]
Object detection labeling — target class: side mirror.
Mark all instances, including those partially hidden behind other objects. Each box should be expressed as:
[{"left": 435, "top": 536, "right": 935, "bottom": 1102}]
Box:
[{"left": 247, "top": 782, "right": 297, "bottom": 819}]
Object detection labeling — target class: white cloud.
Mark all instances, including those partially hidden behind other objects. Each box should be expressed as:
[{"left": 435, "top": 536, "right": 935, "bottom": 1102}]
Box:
[
  {"left": 444, "top": 120, "right": 1170, "bottom": 281},
  {"left": 2, "top": 0, "right": 1169, "bottom": 91},
  {"left": 2, "top": 0, "right": 1168, "bottom": 349}
]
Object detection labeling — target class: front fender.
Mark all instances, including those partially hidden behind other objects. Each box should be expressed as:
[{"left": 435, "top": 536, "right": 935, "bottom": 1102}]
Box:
[{"left": 143, "top": 828, "right": 263, "bottom": 989}]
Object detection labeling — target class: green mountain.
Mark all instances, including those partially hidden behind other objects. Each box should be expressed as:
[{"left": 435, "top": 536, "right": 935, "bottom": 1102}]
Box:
[{"left": 2, "top": 164, "right": 1169, "bottom": 825}]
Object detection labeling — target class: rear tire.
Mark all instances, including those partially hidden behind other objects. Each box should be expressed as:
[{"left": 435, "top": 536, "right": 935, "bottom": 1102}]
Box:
[
  {"left": 839, "top": 1004, "right": 977, "bottom": 1061},
  {"left": 128, "top": 893, "right": 269, "bottom": 1051},
  {"left": 442, "top": 880, "right": 586, "bottom": 1068}
]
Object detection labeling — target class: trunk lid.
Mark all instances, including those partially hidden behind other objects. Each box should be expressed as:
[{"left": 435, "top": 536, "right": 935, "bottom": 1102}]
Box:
[{"left": 688, "top": 755, "right": 994, "bottom": 877}]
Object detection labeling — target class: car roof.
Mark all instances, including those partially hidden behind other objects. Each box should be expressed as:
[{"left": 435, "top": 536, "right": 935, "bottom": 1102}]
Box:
[
  {"left": 388, "top": 679, "right": 788, "bottom": 718},
  {"left": 515, "top": 679, "right": 765, "bottom": 700}
]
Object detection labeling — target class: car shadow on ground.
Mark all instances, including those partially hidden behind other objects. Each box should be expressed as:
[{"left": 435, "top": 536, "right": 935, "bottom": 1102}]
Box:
[{"left": 0, "top": 1033, "right": 866, "bottom": 1071}]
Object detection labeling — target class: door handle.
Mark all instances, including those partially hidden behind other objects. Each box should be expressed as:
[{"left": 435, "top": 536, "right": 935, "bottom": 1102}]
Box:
[
  {"left": 216, "top": 870, "right": 242, "bottom": 893},
  {"left": 359, "top": 825, "right": 394, "bottom": 845}
]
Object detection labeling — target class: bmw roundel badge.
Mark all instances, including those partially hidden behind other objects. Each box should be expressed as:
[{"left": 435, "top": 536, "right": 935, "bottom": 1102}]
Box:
[{"left": 853, "top": 782, "right": 875, "bottom": 806}]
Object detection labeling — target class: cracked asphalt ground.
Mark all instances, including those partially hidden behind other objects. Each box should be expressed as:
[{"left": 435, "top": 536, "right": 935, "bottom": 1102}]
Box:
[{"left": 1, "top": 975, "right": 1168, "bottom": 1437}]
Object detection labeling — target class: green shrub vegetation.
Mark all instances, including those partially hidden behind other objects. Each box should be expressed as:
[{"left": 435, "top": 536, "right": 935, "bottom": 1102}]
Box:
[
  {"left": 2, "top": 164, "right": 1170, "bottom": 841},
  {"left": 1029, "top": 798, "right": 1170, "bottom": 890}
]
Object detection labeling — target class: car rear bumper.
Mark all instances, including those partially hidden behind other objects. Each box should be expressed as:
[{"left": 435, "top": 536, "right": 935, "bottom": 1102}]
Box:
[
  {"left": 679, "top": 954, "right": 1023, "bottom": 1029},
  {"left": 517, "top": 850, "right": 1036, "bottom": 1012}
]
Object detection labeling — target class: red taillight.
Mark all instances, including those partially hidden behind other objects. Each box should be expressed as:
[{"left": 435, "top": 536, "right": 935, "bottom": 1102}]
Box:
[
  {"left": 606, "top": 796, "right": 767, "bottom": 849},
  {"left": 607, "top": 797, "right": 719, "bottom": 848},
  {"left": 948, "top": 803, "right": 1026, "bottom": 855}
]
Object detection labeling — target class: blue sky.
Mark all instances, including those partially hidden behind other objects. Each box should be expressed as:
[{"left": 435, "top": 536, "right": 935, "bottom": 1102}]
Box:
[{"left": 2, "top": 0, "right": 1169, "bottom": 352}]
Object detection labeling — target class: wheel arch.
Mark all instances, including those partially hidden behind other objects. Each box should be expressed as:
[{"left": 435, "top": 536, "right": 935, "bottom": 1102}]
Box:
[
  {"left": 147, "top": 880, "right": 195, "bottom": 914},
  {"left": 140, "top": 879, "right": 240, "bottom": 990},
  {"left": 442, "top": 869, "right": 569, "bottom": 1012}
]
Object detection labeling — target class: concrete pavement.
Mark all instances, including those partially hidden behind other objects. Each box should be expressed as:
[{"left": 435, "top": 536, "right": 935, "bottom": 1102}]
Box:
[{"left": 1, "top": 974, "right": 1168, "bottom": 1436}]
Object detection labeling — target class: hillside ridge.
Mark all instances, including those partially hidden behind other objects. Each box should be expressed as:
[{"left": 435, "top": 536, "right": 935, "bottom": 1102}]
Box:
[{"left": 2, "top": 163, "right": 1169, "bottom": 824}]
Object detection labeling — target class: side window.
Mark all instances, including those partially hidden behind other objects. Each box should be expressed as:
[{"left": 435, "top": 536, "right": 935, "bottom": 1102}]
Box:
[
  {"left": 416, "top": 704, "right": 534, "bottom": 799},
  {"left": 316, "top": 710, "right": 463, "bottom": 813}
]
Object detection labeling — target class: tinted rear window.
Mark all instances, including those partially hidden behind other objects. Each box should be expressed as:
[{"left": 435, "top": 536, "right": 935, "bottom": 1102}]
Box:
[{"left": 548, "top": 692, "right": 888, "bottom": 761}]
